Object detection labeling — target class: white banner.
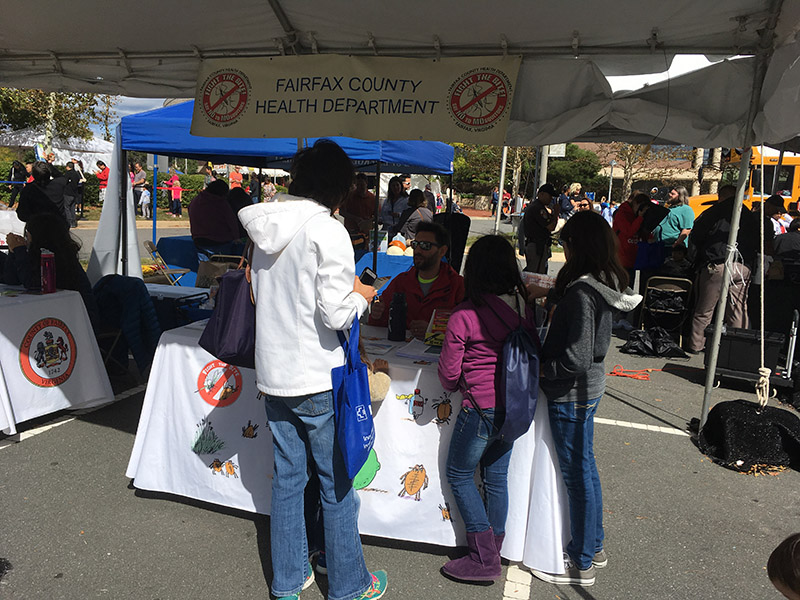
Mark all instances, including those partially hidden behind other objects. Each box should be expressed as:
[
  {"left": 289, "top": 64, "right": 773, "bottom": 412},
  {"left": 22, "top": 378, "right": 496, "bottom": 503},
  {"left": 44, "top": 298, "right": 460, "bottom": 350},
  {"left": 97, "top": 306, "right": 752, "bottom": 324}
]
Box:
[{"left": 190, "top": 55, "right": 522, "bottom": 144}]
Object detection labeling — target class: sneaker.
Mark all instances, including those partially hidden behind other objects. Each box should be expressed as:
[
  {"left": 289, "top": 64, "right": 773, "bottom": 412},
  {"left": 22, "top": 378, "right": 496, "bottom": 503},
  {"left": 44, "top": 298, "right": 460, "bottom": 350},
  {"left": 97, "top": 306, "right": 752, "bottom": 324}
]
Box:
[
  {"left": 275, "top": 562, "right": 315, "bottom": 600},
  {"left": 355, "top": 570, "right": 388, "bottom": 600},
  {"left": 530, "top": 555, "right": 595, "bottom": 587},
  {"left": 315, "top": 550, "right": 327, "bottom": 575},
  {"left": 593, "top": 549, "right": 608, "bottom": 568}
]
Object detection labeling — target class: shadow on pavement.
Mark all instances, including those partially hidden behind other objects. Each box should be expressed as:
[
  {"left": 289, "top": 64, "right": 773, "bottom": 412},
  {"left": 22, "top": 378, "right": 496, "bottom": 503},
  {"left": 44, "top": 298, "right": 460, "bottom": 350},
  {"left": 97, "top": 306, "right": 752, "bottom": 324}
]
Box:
[
  {"left": 75, "top": 392, "right": 146, "bottom": 435},
  {"left": 604, "top": 386, "right": 688, "bottom": 430}
]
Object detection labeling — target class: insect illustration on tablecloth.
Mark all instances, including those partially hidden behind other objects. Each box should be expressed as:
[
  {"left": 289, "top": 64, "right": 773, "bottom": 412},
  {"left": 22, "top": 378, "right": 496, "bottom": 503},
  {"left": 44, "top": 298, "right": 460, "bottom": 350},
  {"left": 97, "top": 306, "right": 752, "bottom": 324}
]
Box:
[
  {"left": 398, "top": 464, "right": 429, "bottom": 501},
  {"left": 191, "top": 418, "right": 225, "bottom": 454},
  {"left": 241, "top": 420, "right": 259, "bottom": 438},
  {"left": 208, "top": 458, "right": 239, "bottom": 478},
  {"left": 438, "top": 502, "right": 452, "bottom": 522},
  {"left": 209, "top": 458, "right": 224, "bottom": 474},
  {"left": 223, "top": 460, "right": 239, "bottom": 478},
  {"left": 432, "top": 393, "right": 453, "bottom": 425}
]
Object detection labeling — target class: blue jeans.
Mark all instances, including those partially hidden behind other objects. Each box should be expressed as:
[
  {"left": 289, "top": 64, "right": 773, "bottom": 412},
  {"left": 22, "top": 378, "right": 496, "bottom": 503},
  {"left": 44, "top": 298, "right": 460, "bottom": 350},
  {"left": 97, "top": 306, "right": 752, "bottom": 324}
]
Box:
[
  {"left": 446, "top": 406, "right": 514, "bottom": 534},
  {"left": 264, "top": 390, "right": 372, "bottom": 600},
  {"left": 548, "top": 398, "right": 604, "bottom": 570}
]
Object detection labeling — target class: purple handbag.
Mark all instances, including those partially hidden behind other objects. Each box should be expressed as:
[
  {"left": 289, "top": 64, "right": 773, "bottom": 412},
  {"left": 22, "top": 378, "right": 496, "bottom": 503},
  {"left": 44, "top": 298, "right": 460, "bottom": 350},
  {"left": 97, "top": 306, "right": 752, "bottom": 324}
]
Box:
[{"left": 199, "top": 247, "right": 255, "bottom": 369}]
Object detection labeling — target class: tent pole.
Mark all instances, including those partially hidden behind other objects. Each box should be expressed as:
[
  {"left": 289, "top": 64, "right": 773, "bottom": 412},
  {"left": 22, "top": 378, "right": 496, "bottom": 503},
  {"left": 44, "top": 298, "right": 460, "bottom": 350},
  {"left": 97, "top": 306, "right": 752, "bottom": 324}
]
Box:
[
  {"left": 152, "top": 156, "right": 158, "bottom": 245},
  {"left": 771, "top": 143, "right": 786, "bottom": 195},
  {"left": 373, "top": 163, "right": 381, "bottom": 274},
  {"left": 119, "top": 149, "right": 128, "bottom": 277},
  {"left": 494, "top": 146, "right": 509, "bottom": 234},
  {"left": 447, "top": 174, "right": 453, "bottom": 214},
  {"left": 699, "top": 0, "right": 784, "bottom": 429}
]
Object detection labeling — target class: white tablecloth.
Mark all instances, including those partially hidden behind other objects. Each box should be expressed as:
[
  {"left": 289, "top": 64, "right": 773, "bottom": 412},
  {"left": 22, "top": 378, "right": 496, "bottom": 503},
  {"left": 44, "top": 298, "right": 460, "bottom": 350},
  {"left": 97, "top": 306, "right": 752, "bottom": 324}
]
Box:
[
  {"left": 0, "top": 287, "right": 114, "bottom": 434},
  {"left": 126, "top": 322, "right": 570, "bottom": 573}
]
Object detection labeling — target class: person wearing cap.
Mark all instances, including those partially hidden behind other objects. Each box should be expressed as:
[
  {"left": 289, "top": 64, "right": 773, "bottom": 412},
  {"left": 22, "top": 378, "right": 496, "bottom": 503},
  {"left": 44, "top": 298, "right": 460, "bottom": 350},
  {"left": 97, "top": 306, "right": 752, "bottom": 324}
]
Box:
[
  {"left": 522, "top": 183, "right": 559, "bottom": 273},
  {"left": 765, "top": 194, "right": 788, "bottom": 238}
]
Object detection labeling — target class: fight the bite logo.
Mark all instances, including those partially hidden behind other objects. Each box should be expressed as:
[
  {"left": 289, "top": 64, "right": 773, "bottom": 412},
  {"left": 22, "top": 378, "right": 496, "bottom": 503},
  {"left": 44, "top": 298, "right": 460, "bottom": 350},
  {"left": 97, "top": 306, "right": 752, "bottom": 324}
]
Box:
[
  {"left": 447, "top": 67, "right": 512, "bottom": 133},
  {"left": 20, "top": 318, "right": 76, "bottom": 387},
  {"left": 199, "top": 69, "right": 251, "bottom": 127},
  {"left": 197, "top": 360, "right": 242, "bottom": 407}
]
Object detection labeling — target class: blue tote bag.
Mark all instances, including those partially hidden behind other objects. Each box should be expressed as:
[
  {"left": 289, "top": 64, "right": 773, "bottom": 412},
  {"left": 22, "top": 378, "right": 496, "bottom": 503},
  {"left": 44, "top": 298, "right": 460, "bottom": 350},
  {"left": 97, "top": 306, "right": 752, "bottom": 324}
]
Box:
[{"left": 331, "top": 318, "right": 376, "bottom": 479}]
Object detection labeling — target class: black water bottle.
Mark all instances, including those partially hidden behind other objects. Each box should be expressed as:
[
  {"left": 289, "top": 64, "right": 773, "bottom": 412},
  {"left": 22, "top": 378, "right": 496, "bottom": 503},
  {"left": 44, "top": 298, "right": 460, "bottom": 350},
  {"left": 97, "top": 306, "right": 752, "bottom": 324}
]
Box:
[{"left": 387, "top": 292, "right": 407, "bottom": 341}]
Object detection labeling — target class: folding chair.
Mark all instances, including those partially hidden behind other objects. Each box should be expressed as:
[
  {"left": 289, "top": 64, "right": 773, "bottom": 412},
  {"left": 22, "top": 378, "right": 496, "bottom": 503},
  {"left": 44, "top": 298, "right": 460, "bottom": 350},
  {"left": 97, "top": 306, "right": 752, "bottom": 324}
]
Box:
[{"left": 143, "top": 240, "right": 190, "bottom": 286}]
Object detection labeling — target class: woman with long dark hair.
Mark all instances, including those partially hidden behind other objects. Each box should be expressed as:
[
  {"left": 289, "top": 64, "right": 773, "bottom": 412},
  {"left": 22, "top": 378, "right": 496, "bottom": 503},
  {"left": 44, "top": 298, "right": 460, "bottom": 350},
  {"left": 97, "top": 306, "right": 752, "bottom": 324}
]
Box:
[
  {"left": 529, "top": 211, "right": 640, "bottom": 588},
  {"left": 379, "top": 175, "right": 408, "bottom": 231},
  {"left": 438, "top": 235, "right": 538, "bottom": 583},
  {"left": 3, "top": 212, "right": 99, "bottom": 329}
]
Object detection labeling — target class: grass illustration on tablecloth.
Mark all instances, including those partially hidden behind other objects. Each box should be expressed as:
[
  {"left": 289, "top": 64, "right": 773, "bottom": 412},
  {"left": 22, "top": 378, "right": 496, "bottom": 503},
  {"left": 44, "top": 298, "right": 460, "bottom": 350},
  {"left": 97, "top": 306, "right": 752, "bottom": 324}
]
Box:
[{"left": 191, "top": 417, "right": 225, "bottom": 454}]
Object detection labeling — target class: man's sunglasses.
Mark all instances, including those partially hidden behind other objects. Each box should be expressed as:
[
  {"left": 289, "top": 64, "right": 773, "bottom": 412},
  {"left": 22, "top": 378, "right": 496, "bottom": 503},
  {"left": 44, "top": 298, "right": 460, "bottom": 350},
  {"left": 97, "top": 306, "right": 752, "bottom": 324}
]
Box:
[{"left": 410, "top": 240, "right": 440, "bottom": 250}]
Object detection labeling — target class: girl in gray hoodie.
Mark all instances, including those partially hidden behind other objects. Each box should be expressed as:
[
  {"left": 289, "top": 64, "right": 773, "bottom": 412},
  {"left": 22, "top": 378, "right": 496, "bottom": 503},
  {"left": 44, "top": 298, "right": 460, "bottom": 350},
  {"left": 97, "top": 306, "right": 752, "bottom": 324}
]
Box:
[{"left": 529, "top": 210, "right": 641, "bottom": 588}]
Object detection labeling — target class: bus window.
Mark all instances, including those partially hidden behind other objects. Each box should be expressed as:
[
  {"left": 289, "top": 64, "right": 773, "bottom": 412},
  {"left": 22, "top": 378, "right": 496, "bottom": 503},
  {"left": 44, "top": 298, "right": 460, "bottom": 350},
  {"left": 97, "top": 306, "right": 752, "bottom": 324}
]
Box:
[{"left": 751, "top": 165, "right": 794, "bottom": 196}]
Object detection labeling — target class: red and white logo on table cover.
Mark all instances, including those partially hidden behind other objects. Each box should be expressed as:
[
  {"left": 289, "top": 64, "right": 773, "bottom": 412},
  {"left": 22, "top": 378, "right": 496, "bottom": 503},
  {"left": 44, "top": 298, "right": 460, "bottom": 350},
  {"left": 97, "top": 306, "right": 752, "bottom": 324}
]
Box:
[
  {"left": 197, "top": 360, "right": 242, "bottom": 407},
  {"left": 447, "top": 67, "right": 512, "bottom": 133},
  {"left": 199, "top": 69, "right": 251, "bottom": 127},
  {"left": 20, "top": 318, "right": 77, "bottom": 387}
]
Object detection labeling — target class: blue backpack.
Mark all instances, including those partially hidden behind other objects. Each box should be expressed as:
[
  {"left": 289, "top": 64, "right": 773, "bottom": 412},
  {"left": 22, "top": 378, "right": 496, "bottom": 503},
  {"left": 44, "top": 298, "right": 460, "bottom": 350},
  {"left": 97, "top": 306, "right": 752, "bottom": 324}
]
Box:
[{"left": 474, "top": 296, "right": 542, "bottom": 442}]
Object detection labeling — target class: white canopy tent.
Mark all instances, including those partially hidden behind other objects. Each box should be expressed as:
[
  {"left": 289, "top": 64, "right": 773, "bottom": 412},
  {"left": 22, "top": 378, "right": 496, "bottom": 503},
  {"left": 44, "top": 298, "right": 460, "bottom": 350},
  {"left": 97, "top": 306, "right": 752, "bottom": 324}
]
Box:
[
  {"left": 3, "top": 0, "right": 800, "bottom": 425},
  {"left": 0, "top": 127, "right": 113, "bottom": 171}
]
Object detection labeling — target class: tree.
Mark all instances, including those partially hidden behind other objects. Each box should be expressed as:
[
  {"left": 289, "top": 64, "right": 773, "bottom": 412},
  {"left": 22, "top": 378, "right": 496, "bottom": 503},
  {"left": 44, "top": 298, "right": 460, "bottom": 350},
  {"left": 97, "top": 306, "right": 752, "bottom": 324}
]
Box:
[
  {"left": 96, "top": 95, "right": 119, "bottom": 141},
  {"left": 547, "top": 143, "right": 604, "bottom": 192},
  {"left": 0, "top": 88, "right": 109, "bottom": 142},
  {"left": 593, "top": 142, "right": 694, "bottom": 198}
]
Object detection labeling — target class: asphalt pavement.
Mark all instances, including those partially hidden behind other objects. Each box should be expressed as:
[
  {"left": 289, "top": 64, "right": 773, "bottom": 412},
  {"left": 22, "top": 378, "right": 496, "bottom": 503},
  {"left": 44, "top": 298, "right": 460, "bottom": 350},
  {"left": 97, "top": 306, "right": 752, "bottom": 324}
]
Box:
[{"left": 1, "top": 214, "right": 798, "bottom": 600}]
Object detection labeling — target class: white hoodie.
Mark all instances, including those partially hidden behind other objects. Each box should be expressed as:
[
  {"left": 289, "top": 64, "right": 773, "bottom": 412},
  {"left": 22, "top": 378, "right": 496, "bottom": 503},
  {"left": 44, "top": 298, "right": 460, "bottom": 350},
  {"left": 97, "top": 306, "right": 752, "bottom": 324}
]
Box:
[{"left": 239, "top": 195, "right": 368, "bottom": 397}]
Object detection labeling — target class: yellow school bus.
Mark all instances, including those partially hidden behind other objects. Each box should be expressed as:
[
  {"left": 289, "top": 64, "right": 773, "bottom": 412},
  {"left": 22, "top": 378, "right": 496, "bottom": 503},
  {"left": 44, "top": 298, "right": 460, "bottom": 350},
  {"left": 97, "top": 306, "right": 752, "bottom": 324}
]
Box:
[{"left": 687, "top": 147, "right": 800, "bottom": 217}]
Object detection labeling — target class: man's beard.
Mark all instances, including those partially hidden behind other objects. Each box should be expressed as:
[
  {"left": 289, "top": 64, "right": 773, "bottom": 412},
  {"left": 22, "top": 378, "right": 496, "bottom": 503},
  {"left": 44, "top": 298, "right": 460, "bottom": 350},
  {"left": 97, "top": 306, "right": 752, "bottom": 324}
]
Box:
[{"left": 414, "top": 253, "right": 438, "bottom": 272}]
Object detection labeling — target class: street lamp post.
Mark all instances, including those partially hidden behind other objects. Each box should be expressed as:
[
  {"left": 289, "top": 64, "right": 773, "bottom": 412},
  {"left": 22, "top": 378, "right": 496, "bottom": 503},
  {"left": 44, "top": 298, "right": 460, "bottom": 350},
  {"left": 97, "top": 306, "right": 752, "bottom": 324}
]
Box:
[{"left": 607, "top": 160, "right": 616, "bottom": 202}]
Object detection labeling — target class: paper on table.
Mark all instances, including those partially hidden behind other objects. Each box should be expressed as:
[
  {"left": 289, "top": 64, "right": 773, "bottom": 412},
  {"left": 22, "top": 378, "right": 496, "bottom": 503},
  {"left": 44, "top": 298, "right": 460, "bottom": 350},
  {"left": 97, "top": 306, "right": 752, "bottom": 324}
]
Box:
[
  {"left": 395, "top": 338, "right": 442, "bottom": 362},
  {"left": 362, "top": 340, "right": 395, "bottom": 356}
]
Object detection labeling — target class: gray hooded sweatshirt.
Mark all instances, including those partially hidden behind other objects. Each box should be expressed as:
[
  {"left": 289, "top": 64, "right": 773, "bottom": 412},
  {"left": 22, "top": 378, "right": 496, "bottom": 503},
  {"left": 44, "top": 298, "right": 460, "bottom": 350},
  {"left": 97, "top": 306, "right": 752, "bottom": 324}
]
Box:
[{"left": 541, "top": 275, "right": 641, "bottom": 403}]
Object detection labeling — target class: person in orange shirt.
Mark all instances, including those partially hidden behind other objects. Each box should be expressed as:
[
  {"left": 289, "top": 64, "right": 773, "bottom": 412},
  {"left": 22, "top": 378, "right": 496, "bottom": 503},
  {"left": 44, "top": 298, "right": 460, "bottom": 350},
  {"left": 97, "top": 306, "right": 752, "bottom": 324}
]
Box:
[{"left": 229, "top": 165, "right": 243, "bottom": 189}]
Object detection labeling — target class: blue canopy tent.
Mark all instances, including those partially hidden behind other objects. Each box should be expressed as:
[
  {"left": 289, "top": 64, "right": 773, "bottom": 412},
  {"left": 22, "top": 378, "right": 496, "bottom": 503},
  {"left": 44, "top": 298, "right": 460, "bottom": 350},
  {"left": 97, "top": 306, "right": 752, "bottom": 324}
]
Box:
[{"left": 116, "top": 100, "right": 454, "bottom": 282}]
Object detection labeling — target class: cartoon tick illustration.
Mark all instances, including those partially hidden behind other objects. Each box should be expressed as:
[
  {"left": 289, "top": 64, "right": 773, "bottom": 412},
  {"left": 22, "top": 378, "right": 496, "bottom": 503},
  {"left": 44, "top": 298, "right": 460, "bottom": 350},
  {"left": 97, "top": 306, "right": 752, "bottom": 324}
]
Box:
[
  {"left": 242, "top": 420, "right": 259, "bottom": 438},
  {"left": 432, "top": 394, "right": 452, "bottom": 424},
  {"left": 209, "top": 458, "right": 224, "bottom": 474},
  {"left": 439, "top": 502, "right": 452, "bottom": 521},
  {"left": 223, "top": 460, "right": 239, "bottom": 478},
  {"left": 399, "top": 464, "right": 429, "bottom": 501}
]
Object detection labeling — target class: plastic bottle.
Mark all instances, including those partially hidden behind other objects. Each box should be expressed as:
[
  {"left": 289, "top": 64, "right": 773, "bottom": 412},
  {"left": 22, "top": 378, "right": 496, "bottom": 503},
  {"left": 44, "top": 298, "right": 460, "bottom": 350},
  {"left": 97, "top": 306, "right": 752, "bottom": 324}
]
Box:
[
  {"left": 387, "top": 292, "right": 407, "bottom": 341},
  {"left": 40, "top": 249, "right": 56, "bottom": 294}
]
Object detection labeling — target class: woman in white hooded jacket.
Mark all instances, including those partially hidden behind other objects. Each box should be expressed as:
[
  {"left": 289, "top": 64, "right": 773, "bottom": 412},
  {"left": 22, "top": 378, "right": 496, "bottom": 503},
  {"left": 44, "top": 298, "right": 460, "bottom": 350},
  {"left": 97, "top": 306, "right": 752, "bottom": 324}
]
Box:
[{"left": 238, "top": 140, "right": 386, "bottom": 600}]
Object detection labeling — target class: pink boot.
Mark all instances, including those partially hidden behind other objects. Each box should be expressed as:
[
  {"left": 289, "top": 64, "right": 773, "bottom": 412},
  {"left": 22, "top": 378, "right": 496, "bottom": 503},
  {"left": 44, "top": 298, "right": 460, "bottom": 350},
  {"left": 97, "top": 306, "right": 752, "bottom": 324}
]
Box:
[{"left": 441, "top": 529, "right": 501, "bottom": 583}]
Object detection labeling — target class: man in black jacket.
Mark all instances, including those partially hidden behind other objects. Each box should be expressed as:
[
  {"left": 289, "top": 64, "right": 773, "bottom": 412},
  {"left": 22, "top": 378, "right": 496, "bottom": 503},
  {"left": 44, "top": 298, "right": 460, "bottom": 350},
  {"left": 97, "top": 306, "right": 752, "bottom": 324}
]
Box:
[
  {"left": 686, "top": 184, "right": 759, "bottom": 353},
  {"left": 523, "top": 183, "right": 559, "bottom": 273}
]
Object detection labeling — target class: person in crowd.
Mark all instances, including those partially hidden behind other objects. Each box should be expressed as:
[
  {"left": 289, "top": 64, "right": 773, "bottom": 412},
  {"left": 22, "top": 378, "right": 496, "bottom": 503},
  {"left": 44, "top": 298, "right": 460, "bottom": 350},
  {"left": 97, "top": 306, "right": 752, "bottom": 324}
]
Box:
[
  {"left": 7, "top": 160, "right": 26, "bottom": 208},
  {"left": 24, "top": 162, "right": 34, "bottom": 183},
  {"left": 379, "top": 176, "right": 409, "bottom": 231},
  {"left": 424, "top": 183, "right": 437, "bottom": 213},
  {"left": 569, "top": 183, "right": 585, "bottom": 208},
  {"left": 491, "top": 186, "right": 500, "bottom": 217},
  {"left": 769, "top": 533, "right": 800, "bottom": 600},
  {"left": 575, "top": 197, "right": 594, "bottom": 212},
  {"left": 523, "top": 183, "right": 558, "bottom": 273},
  {"left": 437, "top": 235, "right": 538, "bottom": 583},
  {"left": 72, "top": 159, "right": 86, "bottom": 218},
  {"left": 166, "top": 168, "right": 182, "bottom": 218},
  {"left": 528, "top": 210, "right": 640, "bottom": 588},
  {"left": 139, "top": 183, "right": 152, "bottom": 219},
  {"left": 226, "top": 186, "right": 252, "bottom": 238},
  {"left": 2, "top": 212, "right": 99, "bottom": 330},
  {"left": 63, "top": 161, "right": 80, "bottom": 228},
  {"left": 202, "top": 165, "right": 214, "bottom": 189},
  {"left": 369, "top": 222, "right": 464, "bottom": 339},
  {"left": 132, "top": 163, "right": 147, "bottom": 213},
  {"left": 397, "top": 188, "right": 433, "bottom": 240},
  {"left": 600, "top": 198, "right": 614, "bottom": 225},
  {"left": 400, "top": 173, "right": 412, "bottom": 195},
  {"left": 188, "top": 179, "right": 241, "bottom": 253},
  {"left": 658, "top": 243, "right": 693, "bottom": 279},
  {"left": 238, "top": 139, "right": 387, "bottom": 600},
  {"left": 45, "top": 152, "right": 61, "bottom": 178},
  {"left": 339, "top": 173, "right": 375, "bottom": 235},
  {"left": 557, "top": 184, "right": 575, "bottom": 223},
  {"left": 263, "top": 178, "right": 277, "bottom": 201},
  {"left": 654, "top": 186, "right": 694, "bottom": 249},
  {"left": 95, "top": 161, "right": 109, "bottom": 204},
  {"left": 765, "top": 194, "right": 788, "bottom": 237},
  {"left": 686, "top": 184, "right": 759, "bottom": 353},
  {"left": 16, "top": 161, "right": 66, "bottom": 223},
  {"left": 249, "top": 172, "right": 261, "bottom": 203},
  {"left": 774, "top": 217, "right": 800, "bottom": 262},
  {"left": 612, "top": 191, "right": 651, "bottom": 285},
  {"left": 229, "top": 165, "right": 243, "bottom": 190}
]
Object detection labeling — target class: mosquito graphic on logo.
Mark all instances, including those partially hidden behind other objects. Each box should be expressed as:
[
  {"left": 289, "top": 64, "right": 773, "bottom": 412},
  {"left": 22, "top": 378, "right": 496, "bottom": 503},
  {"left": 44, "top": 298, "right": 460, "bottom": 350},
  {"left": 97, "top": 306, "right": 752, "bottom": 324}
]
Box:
[{"left": 196, "top": 360, "right": 242, "bottom": 407}]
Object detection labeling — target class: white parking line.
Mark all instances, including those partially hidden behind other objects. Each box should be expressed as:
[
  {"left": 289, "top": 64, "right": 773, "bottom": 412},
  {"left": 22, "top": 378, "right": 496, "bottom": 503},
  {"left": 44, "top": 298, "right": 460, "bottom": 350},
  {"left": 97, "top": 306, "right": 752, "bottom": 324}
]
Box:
[
  {"left": 0, "top": 384, "right": 147, "bottom": 450},
  {"left": 504, "top": 564, "right": 532, "bottom": 600},
  {"left": 594, "top": 416, "right": 689, "bottom": 436}
]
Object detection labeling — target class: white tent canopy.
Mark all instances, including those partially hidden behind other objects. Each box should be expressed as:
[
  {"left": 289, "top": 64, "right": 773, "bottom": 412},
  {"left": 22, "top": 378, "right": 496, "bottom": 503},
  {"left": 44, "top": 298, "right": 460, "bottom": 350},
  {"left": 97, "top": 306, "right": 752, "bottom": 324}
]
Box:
[
  {"left": 0, "top": 127, "right": 113, "bottom": 171},
  {"left": 1, "top": 1, "right": 800, "bottom": 148}
]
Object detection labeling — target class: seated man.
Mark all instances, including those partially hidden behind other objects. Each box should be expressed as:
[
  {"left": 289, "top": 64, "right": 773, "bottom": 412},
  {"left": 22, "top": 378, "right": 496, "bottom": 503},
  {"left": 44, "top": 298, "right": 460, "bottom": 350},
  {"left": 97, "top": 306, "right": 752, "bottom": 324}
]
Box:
[
  {"left": 188, "top": 179, "right": 242, "bottom": 254},
  {"left": 369, "top": 222, "right": 464, "bottom": 339}
]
